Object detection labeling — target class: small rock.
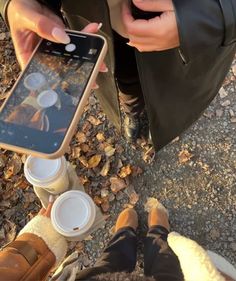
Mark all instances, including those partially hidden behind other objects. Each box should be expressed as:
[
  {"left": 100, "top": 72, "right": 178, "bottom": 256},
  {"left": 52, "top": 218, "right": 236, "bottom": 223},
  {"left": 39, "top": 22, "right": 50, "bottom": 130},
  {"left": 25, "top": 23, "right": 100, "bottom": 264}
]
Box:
[
  {"left": 0, "top": 33, "right": 6, "bottom": 40},
  {"left": 221, "top": 100, "right": 231, "bottom": 107},
  {"left": 231, "top": 243, "right": 236, "bottom": 251},
  {"left": 229, "top": 109, "right": 235, "bottom": 117},
  {"left": 219, "top": 87, "right": 228, "bottom": 99},
  {"left": 116, "top": 191, "right": 125, "bottom": 201},
  {"left": 230, "top": 117, "right": 236, "bottom": 123},
  {"left": 232, "top": 65, "right": 236, "bottom": 76},
  {"left": 216, "top": 109, "right": 223, "bottom": 117},
  {"left": 0, "top": 228, "right": 5, "bottom": 240},
  {"left": 210, "top": 228, "right": 220, "bottom": 240}
]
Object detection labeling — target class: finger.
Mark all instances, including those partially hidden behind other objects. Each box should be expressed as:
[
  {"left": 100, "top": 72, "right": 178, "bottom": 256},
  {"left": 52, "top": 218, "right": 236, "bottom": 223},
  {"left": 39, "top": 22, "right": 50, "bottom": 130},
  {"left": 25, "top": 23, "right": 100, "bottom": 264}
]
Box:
[
  {"left": 39, "top": 208, "right": 46, "bottom": 215},
  {"left": 124, "top": 11, "right": 175, "bottom": 37},
  {"left": 92, "top": 82, "right": 99, "bottom": 90},
  {"left": 81, "top": 22, "right": 103, "bottom": 33},
  {"left": 132, "top": 0, "right": 174, "bottom": 12},
  {"left": 99, "top": 62, "right": 108, "bottom": 72},
  {"left": 128, "top": 42, "right": 159, "bottom": 52},
  {"left": 44, "top": 195, "right": 55, "bottom": 217},
  {"left": 19, "top": 8, "right": 70, "bottom": 44}
]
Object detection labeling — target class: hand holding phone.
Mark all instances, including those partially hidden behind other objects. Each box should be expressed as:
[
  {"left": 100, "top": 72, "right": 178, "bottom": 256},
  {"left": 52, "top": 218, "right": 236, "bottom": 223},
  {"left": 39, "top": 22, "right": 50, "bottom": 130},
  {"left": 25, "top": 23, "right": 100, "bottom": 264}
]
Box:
[{"left": 0, "top": 30, "right": 107, "bottom": 158}]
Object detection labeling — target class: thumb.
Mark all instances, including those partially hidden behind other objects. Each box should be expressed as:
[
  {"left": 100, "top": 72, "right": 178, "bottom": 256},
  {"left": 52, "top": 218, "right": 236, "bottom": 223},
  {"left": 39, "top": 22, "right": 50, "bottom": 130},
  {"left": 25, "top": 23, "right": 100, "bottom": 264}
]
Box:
[
  {"left": 21, "top": 9, "right": 70, "bottom": 44},
  {"left": 132, "top": 0, "right": 174, "bottom": 12}
]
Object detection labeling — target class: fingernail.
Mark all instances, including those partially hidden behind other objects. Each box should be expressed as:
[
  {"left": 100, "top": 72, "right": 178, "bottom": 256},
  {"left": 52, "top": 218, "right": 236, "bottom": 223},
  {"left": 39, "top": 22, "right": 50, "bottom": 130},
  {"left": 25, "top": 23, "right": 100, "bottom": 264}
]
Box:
[
  {"left": 52, "top": 27, "right": 70, "bottom": 44},
  {"left": 97, "top": 23, "right": 103, "bottom": 30},
  {"left": 93, "top": 83, "right": 99, "bottom": 89},
  {"left": 126, "top": 41, "right": 133, "bottom": 47},
  {"left": 101, "top": 66, "right": 108, "bottom": 73},
  {"left": 49, "top": 195, "right": 54, "bottom": 203}
]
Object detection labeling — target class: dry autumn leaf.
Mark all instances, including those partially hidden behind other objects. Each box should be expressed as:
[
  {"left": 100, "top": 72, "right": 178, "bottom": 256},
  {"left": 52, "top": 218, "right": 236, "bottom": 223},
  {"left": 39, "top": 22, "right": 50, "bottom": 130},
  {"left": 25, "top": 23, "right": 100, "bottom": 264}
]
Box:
[
  {"left": 71, "top": 146, "right": 81, "bottom": 158},
  {"left": 76, "top": 132, "right": 86, "bottom": 143},
  {"left": 104, "top": 145, "right": 116, "bottom": 157},
  {"left": 101, "top": 200, "right": 110, "bottom": 213},
  {"left": 110, "top": 176, "right": 127, "bottom": 193},
  {"left": 100, "top": 160, "right": 111, "bottom": 177},
  {"left": 4, "top": 154, "right": 22, "bottom": 179},
  {"left": 88, "top": 154, "right": 102, "bottom": 168},
  {"left": 96, "top": 132, "right": 105, "bottom": 142},
  {"left": 119, "top": 164, "right": 132, "bottom": 178},
  {"left": 87, "top": 115, "right": 102, "bottom": 126},
  {"left": 178, "top": 149, "right": 193, "bottom": 164},
  {"left": 79, "top": 156, "right": 88, "bottom": 167}
]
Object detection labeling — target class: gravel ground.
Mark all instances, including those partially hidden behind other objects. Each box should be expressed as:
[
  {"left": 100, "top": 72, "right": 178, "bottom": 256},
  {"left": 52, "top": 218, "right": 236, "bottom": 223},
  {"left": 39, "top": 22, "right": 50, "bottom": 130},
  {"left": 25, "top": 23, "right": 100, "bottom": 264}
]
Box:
[{"left": 0, "top": 18, "right": 235, "bottom": 274}]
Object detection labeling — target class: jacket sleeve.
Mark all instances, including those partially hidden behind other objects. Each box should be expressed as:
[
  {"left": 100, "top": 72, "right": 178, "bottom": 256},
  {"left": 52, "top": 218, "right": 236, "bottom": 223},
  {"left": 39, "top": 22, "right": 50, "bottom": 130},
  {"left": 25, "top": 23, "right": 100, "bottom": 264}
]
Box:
[
  {"left": 0, "top": 0, "right": 62, "bottom": 23},
  {"left": 0, "top": 0, "right": 10, "bottom": 22},
  {"left": 172, "top": 0, "right": 236, "bottom": 63},
  {"left": 0, "top": 215, "right": 67, "bottom": 281}
]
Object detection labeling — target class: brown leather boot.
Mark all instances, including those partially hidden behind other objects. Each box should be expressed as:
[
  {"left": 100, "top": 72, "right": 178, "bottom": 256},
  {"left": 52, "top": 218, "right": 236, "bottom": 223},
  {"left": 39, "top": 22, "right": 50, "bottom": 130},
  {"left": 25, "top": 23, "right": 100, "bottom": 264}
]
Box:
[
  {"left": 148, "top": 202, "right": 170, "bottom": 231},
  {"left": 115, "top": 208, "right": 138, "bottom": 232}
]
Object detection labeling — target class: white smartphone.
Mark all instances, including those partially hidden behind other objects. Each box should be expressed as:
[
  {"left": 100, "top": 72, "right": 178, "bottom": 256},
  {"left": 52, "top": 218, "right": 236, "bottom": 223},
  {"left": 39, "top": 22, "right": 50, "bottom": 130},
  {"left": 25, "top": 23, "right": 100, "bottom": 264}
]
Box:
[{"left": 0, "top": 30, "right": 107, "bottom": 159}]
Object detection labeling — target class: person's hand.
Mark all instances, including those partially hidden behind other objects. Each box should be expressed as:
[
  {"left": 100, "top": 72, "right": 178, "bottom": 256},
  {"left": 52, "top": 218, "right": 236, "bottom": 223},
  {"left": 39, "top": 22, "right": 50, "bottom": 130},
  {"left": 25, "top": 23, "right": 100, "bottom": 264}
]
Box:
[
  {"left": 122, "top": 0, "right": 180, "bottom": 52},
  {"left": 38, "top": 195, "right": 54, "bottom": 217},
  {"left": 7, "top": 0, "right": 107, "bottom": 77},
  {"left": 7, "top": 0, "right": 69, "bottom": 69}
]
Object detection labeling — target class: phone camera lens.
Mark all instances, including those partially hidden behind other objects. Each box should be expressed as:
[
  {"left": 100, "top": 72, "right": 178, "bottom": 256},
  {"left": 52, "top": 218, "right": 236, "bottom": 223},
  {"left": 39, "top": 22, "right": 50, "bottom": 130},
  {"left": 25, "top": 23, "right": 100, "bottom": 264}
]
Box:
[{"left": 65, "top": 43, "right": 76, "bottom": 52}]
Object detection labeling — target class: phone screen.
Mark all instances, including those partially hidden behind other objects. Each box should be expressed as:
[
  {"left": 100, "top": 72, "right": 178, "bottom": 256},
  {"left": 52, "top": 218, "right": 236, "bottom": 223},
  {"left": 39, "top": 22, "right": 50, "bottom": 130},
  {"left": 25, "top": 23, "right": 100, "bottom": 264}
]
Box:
[{"left": 0, "top": 32, "right": 105, "bottom": 154}]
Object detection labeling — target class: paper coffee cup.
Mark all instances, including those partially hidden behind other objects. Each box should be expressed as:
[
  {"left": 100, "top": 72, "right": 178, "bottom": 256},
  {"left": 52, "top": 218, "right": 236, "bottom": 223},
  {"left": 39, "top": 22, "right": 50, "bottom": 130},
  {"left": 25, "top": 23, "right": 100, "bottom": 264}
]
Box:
[
  {"left": 37, "top": 90, "right": 58, "bottom": 108},
  {"left": 24, "top": 72, "right": 47, "bottom": 91},
  {"left": 51, "top": 191, "right": 96, "bottom": 240},
  {"left": 24, "top": 156, "right": 69, "bottom": 194}
]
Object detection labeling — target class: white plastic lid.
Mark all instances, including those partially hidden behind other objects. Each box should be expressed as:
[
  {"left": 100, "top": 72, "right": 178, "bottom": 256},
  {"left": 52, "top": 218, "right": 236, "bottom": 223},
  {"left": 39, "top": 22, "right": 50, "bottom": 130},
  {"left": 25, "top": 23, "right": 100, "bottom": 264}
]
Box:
[
  {"left": 37, "top": 90, "right": 58, "bottom": 108},
  {"left": 24, "top": 72, "right": 46, "bottom": 91},
  {"left": 51, "top": 191, "right": 96, "bottom": 237},
  {"left": 24, "top": 156, "right": 63, "bottom": 184}
]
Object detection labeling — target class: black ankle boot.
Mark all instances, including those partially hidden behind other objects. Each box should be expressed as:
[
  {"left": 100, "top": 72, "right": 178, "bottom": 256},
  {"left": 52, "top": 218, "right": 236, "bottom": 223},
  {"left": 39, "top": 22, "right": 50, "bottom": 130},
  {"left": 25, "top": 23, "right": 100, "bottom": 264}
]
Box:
[{"left": 123, "top": 114, "right": 141, "bottom": 142}]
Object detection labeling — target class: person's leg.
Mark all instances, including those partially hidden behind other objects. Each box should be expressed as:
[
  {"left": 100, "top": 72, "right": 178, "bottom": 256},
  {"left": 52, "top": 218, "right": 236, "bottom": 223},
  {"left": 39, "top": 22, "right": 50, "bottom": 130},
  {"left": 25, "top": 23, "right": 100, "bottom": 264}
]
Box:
[
  {"left": 113, "top": 31, "right": 145, "bottom": 142},
  {"left": 144, "top": 204, "right": 184, "bottom": 281},
  {"left": 76, "top": 208, "right": 138, "bottom": 280}
]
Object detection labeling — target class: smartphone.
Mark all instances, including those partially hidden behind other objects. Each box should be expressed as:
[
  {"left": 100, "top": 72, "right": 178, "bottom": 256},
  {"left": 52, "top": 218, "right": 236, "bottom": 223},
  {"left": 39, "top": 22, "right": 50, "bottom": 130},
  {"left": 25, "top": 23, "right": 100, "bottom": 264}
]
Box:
[
  {"left": 0, "top": 30, "right": 107, "bottom": 158},
  {"left": 131, "top": 1, "right": 162, "bottom": 20}
]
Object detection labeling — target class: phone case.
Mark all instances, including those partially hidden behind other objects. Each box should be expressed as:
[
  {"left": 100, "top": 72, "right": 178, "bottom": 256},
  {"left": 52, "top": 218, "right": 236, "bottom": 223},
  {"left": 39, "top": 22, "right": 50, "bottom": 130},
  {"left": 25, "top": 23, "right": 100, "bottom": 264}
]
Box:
[{"left": 0, "top": 30, "right": 108, "bottom": 159}]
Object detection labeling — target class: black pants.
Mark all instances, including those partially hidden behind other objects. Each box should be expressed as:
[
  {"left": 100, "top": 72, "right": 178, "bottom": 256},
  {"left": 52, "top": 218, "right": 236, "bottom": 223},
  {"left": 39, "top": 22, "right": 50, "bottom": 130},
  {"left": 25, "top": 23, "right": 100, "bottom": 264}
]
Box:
[
  {"left": 113, "top": 31, "right": 145, "bottom": 116},
  {"left": 76, "top": 226, "right": 184, "bottom": 281}
]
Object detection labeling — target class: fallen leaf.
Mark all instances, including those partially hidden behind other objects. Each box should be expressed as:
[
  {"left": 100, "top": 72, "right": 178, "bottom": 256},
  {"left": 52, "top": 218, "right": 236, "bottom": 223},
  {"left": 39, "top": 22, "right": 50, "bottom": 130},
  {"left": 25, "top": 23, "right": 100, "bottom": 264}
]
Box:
[
  {"left": 0, "top": 154, "right": 7, "bottom": 168},
  {"left": 93, "top": 196, "right": 104, "bottom": 205},
  {"left": 142, "top": 146, "right": 155, "bottom": 164},
  {"left": 96, "top": 132, "right": 105, "bottom": 142},
  {"left": 88, "top": 154, "right": 102, "bottom": 168},
  {"left": 71, "top": 146, "right": 81, "bottom": 158},
  {"left": 4, "top": 154, "right": 22, "bottom": 179},
  {"left": 101, "top": 200, "right": 110, "bottom": 213},
  {"left": 76, "top": 132, "right": 86, "bottom": 143},
  {"left": 119, "top": 164, "right": 132, "bottom": 178},
  {"left": 3, "top": 220, "right": 17, "bottom": 245},
  {"left": 100, "top": 160, "right": 110, "bottom": 177},
  {"left": 178, "top": 149, "right": 193, "bottom": 164},
  {"left": 104, "top": 145, "right": 116, "bottom": 157},
  {"left": 80, "top": 143, "right": 89, "bottom": 153},
  {"left": 87, "top": 115, "right": 102, "bottom": 126},
  {"left": 79, "top": 156, "right": 88, "bottom": 167},
  {"left": 124, "top": 185, "right": 139, "bottom": 205},
  {"left": 78, "top": 175, "right": 89, "bottom": 185},
  {"left": 110, "top": 176, "right": 127, "bottom": 193}
]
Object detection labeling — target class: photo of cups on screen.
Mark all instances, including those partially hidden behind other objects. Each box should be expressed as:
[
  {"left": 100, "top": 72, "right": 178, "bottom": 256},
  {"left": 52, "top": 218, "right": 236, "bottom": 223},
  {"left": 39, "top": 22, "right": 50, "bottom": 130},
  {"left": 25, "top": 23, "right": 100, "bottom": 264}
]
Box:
[{"left": 1, "top": 52, "right": 94, "bottom": 135}]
